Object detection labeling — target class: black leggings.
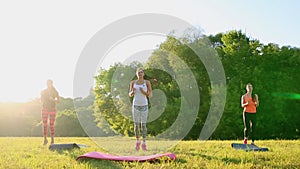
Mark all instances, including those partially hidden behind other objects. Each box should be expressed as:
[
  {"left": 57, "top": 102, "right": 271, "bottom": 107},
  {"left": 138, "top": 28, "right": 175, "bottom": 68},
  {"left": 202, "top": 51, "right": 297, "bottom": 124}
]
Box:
[{"left": 243, "top": 112, "right": 257, "bottom": 142}]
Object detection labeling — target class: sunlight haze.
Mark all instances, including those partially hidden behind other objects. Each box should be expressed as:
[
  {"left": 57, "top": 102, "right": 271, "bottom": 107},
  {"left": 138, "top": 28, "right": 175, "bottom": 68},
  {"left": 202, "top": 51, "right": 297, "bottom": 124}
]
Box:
[{"left": 0, "top": 0, "right": 299, "bottom": 102}]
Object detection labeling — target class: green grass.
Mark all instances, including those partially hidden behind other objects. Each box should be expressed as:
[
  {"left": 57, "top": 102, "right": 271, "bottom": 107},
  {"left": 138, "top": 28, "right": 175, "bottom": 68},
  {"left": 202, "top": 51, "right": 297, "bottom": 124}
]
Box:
[{"left": 0, "top": 137, "right": 299, "bottom": 169}]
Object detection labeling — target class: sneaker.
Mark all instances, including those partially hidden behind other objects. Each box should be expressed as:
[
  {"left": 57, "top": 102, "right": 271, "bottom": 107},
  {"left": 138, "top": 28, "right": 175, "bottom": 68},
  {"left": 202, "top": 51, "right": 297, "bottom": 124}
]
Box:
[
  {"left": 135, "top": 142, "right": 141, "bottom": 150},
  {"left": 142, "top": 143, "right": 147, "bottom": 151},
  {"left": 43, "top": 139, "right": 48, "bottom": 146},
  {"left": 243, "top": 138, "right": 248, "bottom": 144}
]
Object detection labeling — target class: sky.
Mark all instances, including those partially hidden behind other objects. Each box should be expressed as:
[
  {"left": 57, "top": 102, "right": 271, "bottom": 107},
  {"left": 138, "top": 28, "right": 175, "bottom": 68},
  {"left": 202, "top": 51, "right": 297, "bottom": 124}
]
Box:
[{"left": 0, "top": 0, "right": 299, "bottom": 102}]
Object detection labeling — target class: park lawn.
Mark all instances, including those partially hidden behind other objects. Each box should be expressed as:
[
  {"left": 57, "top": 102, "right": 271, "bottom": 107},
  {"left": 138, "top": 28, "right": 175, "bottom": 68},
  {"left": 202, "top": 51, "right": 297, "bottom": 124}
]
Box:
[{"left": 0, "top": 137, "right": 299, "bottom": 169}]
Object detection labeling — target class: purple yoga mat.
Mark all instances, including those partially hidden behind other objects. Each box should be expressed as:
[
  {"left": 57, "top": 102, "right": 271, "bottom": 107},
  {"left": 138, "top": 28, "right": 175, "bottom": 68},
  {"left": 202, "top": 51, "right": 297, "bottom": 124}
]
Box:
[{"left": 76, "top": 152, "right": 176, "bottom": 162}]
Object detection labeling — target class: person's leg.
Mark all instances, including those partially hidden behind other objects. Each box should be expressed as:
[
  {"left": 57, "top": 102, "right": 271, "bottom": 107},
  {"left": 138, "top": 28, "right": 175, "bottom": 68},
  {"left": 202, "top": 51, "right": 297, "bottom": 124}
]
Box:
[
  {"left": 243, "top": 112, "right": 250, "bottom": 144},
  {"left": 133, "top": 105, "right": 141, "bottom": 150},
  {"left": 41, "top": 109, "right": 49, "bottom": 145},
  {"left": 49, "top": 111, "right": 56, "bottom": 144},
  {"left": 141, "top": 123, "right": 147, "bottom": 142},
  {"left": 141, "top": 105, "right": 148, "bottom": 150},
  {"left": 250, "top": 113, "right": 257, "bottom": 144},
  {"left": 133, "top": 106, "right": 141, "bottom": 139}
]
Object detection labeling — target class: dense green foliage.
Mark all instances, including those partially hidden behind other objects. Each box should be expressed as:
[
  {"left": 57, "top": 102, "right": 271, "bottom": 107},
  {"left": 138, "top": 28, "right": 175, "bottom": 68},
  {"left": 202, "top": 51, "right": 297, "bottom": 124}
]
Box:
[
  {"left": 0, "top": 30, "right": 299, "bottom": 140},
  {"left": 93, "top": 30, "right": 300, "bottom": 140}
]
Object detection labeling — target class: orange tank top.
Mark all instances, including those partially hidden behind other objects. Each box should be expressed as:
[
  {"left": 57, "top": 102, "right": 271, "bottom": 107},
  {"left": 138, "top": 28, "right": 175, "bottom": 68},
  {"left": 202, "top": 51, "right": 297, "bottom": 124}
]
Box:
[{"left": 243, "top": 94, "right": 256, "bottom": 113}]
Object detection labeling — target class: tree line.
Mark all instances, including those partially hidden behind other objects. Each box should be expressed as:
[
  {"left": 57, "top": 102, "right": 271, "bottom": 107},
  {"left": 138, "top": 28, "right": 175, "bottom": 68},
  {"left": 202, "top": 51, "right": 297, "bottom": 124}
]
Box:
[
  {"left": 0, "top": 96, "right": 89, "bottom": 137},
  {"left": 93, "top": 30, "right": 300, "bottom": 140},
  {"left": 0, "top": 30, "right": 299, "bottom": 139}
]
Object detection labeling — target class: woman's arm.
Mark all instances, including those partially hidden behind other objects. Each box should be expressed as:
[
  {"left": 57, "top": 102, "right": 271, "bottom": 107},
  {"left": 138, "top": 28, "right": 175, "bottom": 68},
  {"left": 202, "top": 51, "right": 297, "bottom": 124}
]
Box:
[
  {"left": 55, "top": 91, "right": 60, "bottom": 103},
  {"left": 146, "top": 80, "right": 152, "bottom": 98},
  {"left": 241, "top": 95, "right": 249, "bottom": 107},
  {"left": 129, "top": 81, "right": 135, "bottom": 97},
  {"left": 255, "top": 94, "right": 259, "bottom": 107}
]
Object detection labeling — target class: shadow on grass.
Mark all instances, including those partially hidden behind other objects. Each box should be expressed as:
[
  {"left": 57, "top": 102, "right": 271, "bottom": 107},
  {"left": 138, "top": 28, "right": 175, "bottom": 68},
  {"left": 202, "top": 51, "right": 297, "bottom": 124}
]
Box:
[
  {"left": 50, "top": 147, "right": 123, "bottom": 169},
  {"left": 186, "top": 152, "right": 218, "bottom": 161},
  {"left": 173, "top": 158, "right": 187, "bottom": 164},
  {"left": 77, "top": 158, "right": 123, "bottom": 169},
  {"left": 221, "top": 157, "right": 241, "bottom": 164},
  {"left": 185, "top": 152, "right": 242, "bottom": 165}
]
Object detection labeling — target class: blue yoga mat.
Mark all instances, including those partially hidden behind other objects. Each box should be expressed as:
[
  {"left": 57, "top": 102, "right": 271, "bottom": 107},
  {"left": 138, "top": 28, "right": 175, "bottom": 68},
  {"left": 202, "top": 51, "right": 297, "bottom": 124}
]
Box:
[
  {"left": 231, "top": 143, "right": 269, "bottom": 152},
  {"left": 49, "top": 143, "right": 88, "bottom": 150}
]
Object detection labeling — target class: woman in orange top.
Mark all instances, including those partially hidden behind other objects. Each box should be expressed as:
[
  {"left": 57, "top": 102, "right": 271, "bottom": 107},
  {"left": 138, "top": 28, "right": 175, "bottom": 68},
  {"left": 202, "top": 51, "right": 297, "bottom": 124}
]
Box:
[{"left": 241, "top": 83, "right": 259, "bottom": 145}]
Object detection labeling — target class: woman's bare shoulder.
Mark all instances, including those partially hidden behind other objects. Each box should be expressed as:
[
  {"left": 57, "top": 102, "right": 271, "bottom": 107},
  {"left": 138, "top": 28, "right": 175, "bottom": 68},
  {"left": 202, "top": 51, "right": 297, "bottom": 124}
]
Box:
[
  {"left": 130, "top": 80, "right": 137, "bottom": 85},
  {"left": 146, "top": 80, "right": 152, "bottom": 84}
]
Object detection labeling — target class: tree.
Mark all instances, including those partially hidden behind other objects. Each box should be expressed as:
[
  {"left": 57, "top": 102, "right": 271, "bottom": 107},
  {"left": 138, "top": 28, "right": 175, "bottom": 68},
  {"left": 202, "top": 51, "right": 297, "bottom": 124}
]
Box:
[{"left": 55, "top": 110, "right": 86, "bottom": 136}]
